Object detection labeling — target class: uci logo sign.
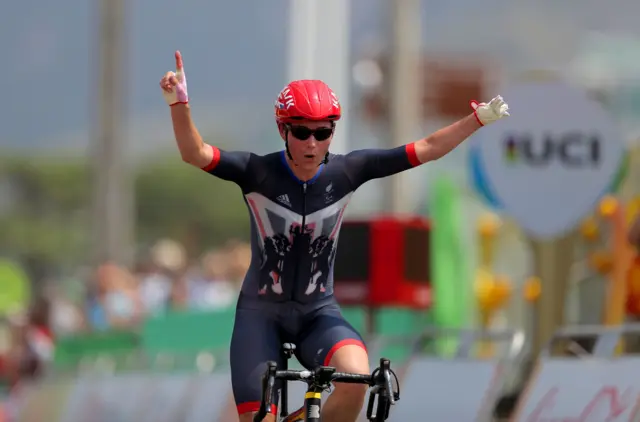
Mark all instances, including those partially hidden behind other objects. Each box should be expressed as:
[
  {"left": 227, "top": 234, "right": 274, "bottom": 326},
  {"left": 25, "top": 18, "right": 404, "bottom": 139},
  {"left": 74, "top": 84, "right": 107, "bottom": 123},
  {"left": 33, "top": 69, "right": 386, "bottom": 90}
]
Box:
[
  {"left": 504, "top": 132, "right": 601, "bottom": 168},
  {"left": 469, "top": 81, "right": 626, "bottom": 239}
]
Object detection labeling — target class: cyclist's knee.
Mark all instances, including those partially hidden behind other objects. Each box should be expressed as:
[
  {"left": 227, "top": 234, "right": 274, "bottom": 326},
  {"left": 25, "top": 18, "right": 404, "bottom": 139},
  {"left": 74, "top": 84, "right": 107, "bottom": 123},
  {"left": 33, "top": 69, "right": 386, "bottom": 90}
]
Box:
[
  {"left": 327, "top": 343, "right": 369, "bottom": 399},
  {"left": 327, "top": 343, "right": 369, "bottom": 375},
  {"left": 239, "top": 412, "right": 276, "bottom": 422}
]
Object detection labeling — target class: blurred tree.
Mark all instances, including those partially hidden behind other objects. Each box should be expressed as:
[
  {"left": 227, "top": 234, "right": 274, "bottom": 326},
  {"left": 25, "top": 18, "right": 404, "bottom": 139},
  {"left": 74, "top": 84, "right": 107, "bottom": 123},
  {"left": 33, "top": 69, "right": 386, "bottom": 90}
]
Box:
[
  {"left": 0, "top": 148, "right": 250, "bottom": 273},
  {"left": 135, "top": 155, "right": 250, "bottom": 257},
  {"left": 0, "top": 155, "right": 90, "bottom": 278}
]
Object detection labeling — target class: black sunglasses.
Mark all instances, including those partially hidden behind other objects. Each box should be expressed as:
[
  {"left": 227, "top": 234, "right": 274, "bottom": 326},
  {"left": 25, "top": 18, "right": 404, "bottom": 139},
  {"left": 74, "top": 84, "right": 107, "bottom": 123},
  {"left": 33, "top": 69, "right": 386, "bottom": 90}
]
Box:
[{"left": 287, "top": 125, "right": 334, "bottom": 141}]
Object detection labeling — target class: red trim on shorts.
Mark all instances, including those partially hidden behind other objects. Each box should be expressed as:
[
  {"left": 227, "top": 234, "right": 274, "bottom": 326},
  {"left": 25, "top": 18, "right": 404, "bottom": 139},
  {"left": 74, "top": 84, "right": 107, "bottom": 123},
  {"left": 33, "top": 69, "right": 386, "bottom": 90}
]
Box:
[
  {"left": 200, "top": 145, "right": 221, "bottom": 172},
  {"left": 323, "top": 339, "right": 367, "bottom": 367},
  {"left": 237, "top": 401, "right": 277, "bottom": 416},
  {"left": 405, "top": 142, "right": 421, "bottom": 167}
]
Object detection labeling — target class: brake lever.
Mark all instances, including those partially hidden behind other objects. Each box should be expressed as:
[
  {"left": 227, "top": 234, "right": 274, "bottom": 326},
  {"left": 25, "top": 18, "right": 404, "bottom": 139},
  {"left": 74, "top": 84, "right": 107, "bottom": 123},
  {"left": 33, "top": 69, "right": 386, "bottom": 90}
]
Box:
[
  {"left": 383, "top": 369, "right": 396, "bottom": 405},
  {"left": 389, "top": 368, "right": 401, "bottom": 402},
  {"left": 377, "top": 358, "right": 398, "bottom": 405},
  {"left": 254, "top": 362, "right": 278, "bottom": 422}
]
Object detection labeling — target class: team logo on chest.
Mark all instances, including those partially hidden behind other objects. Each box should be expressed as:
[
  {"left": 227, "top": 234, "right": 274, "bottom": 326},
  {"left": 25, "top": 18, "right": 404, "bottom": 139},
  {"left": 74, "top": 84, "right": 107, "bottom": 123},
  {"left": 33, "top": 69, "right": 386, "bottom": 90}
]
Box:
[
  {"left": 244, "top": 191, "right": 352, "bottom": 297},
  {"left": 324, "top": 182, "right": 334, "bottom": 204},
  {"left": 276, "top": 193, "right": 291, "bottom": 208}
]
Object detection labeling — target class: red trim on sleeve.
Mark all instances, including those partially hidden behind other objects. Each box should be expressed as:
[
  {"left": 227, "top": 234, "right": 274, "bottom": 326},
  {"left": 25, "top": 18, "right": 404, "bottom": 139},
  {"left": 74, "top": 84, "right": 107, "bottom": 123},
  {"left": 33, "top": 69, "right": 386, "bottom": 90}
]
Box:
[
  {"left": 405, "top": 142, "right": 421, "bottom": 167},
  {"left": 200, "top": 145, "right": 221, "bottom": 172}
]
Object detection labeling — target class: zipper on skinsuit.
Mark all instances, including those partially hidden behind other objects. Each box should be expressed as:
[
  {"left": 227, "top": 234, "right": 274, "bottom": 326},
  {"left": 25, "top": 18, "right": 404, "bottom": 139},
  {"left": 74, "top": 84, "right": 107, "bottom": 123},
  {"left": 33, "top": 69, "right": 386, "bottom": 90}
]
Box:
[{"left": 292, "top": 182, "right": 308, "bottom": 301}]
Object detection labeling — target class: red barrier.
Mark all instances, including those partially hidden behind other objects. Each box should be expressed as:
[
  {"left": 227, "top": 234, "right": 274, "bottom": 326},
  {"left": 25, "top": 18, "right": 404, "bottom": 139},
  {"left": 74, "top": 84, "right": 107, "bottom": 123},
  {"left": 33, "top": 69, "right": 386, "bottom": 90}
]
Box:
[{"left": 333, "top": 215, "right": 431, "bottom": 308}]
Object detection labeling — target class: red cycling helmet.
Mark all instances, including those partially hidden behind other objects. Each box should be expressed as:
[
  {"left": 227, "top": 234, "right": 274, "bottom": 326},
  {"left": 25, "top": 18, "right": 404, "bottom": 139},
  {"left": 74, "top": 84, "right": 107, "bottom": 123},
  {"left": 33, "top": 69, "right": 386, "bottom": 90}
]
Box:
[
  {"left": 274, "top": 80, "right": 342, "bottom": 124},
  {"left": 275, "top": 80, "right": 341, "bottom": 165}
]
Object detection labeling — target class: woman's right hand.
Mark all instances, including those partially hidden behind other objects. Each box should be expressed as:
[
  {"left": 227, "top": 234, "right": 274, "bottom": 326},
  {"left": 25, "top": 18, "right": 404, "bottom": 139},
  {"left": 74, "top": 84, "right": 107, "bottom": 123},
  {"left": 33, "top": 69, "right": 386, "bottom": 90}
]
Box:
[{"left": 160, "top": 51, "right": 189, "bottom": 106}]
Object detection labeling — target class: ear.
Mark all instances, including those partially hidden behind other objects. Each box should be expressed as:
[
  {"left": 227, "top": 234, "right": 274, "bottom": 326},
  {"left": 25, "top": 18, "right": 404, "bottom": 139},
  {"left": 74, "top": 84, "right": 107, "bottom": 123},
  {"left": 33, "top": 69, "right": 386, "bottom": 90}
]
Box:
[{"left": 278, "top": 123, "right": 287, "bottom": 141}]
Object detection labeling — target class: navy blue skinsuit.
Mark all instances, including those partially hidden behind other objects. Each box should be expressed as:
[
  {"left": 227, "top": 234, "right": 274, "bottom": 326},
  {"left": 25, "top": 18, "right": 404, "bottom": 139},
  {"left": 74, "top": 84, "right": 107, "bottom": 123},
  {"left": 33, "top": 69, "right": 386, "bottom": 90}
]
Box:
[{"left": 202, "top": 143, "right": 421, "bottom": 415}]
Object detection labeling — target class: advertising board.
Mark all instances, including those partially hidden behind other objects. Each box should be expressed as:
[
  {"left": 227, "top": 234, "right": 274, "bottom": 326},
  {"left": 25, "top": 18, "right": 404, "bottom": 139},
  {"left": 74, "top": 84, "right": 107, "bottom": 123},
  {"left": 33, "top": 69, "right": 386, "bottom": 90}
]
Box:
[
  {"left": 387, "top": 359, "right": 502, "bottom": 421},
  {"left": 514, "top": 358, "right": 640, "bottom": 421},
  {"left": 469, "top": 81, "right": 626, "bottom": 239},
  {"left": 14, "top": 358, "right": 507, "bottom": 422}
]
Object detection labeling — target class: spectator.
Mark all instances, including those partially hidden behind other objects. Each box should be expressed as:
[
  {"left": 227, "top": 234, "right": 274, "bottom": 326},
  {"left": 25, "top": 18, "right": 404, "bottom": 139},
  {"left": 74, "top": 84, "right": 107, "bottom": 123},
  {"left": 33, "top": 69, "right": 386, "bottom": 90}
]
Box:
[
  {"left": 224, "top": 239, "right": 251, "bottom": 286},
  {"left": 1, "top": 299, "right": 54, "bottom": 389},
  {"left": 24, "top": 297, "right": 54, "bottom": 365},
  {"left": 42, "top": 279, "right": 86, "bottom": 336},
  {"left": 86, "top": 263, "right": 142, "bottom": 330},
  {"left": 186, "top": 250, "right": 238, "bottom": 310},
  {"left": 136, "top": 260, "right": 173, "bottom": 316},
  {"left": 138, "top": 239, "right": 187, "bottom": 314},
  {"left": 3, "top": 313, "right": 32, "bottom": 389},
  {"left": 169, "top": 273, "right": 189, "bottom": 310}
]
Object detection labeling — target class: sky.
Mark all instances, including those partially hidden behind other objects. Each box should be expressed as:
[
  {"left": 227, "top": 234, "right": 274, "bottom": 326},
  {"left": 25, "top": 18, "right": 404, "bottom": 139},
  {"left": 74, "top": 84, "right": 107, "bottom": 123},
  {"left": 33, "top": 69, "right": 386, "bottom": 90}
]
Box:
[{"left": 2, "top": 0, "right": 640, "bottom": 154}]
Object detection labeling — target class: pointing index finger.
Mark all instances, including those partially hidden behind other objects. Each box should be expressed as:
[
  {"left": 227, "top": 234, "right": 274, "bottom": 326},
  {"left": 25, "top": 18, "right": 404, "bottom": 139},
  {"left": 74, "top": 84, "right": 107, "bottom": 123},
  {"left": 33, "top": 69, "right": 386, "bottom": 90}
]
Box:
[{"left": 175, "top": 50, "right": 183, "bottom": 71}]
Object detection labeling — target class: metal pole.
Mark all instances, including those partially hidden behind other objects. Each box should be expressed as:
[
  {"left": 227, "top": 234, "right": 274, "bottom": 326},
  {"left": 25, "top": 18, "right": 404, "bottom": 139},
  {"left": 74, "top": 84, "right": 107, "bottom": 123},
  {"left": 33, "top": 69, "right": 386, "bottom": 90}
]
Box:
[
  {"left": 92, "top": 0, "right": 133, "bottom": 266},
  {"left": 386, "top": 0, "right": 423, "bottom": 214},
  {"left": 287, "top": 0, "right": 350, "bottom": 154},
  {"left": 529, "top": 232, "right": 576, "bottom": 356}
]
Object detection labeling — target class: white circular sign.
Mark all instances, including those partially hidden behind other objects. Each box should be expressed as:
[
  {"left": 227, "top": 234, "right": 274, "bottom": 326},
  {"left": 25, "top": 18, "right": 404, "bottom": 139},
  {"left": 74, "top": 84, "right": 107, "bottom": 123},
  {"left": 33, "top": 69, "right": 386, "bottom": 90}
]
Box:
[{"left": 469, "top": 81, "right": 626, "bottom": 239}]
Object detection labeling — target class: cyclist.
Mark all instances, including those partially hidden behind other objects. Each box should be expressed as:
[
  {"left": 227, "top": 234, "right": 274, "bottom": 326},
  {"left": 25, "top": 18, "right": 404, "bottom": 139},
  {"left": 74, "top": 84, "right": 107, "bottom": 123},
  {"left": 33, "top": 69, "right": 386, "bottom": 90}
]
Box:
[{"left": 159, "top": 51, "right": 509, "bottom": 422}]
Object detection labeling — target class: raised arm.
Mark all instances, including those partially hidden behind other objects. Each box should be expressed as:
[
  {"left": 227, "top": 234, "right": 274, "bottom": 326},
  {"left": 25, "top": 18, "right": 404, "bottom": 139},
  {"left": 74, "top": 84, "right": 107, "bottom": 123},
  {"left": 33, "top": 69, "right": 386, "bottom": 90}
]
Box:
[
  {"left": 160, "top": 51, "right": 253, "bottom": 187},
  {"left": 413, "top": 96, "right": 509, "bottom": 164},
  {"left": 160, "top": 51, "right": 213, "bottom": 168},
  {"left": 344, "top": 96, "right": 509, "bottom": 189},
  {"left": 169, "top": 104, "right": 213, "bottom": 168}
]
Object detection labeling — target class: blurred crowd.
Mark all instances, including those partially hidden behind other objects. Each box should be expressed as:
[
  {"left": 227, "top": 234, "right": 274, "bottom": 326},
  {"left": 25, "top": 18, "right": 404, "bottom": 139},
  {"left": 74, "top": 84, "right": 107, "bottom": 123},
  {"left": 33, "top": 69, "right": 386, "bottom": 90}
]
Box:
[
  {"left": 50, "top": 238, "right": 251, "bottom": 335},
  {"left": 0, "top": 238, "right": 251, "bottom": 395}
]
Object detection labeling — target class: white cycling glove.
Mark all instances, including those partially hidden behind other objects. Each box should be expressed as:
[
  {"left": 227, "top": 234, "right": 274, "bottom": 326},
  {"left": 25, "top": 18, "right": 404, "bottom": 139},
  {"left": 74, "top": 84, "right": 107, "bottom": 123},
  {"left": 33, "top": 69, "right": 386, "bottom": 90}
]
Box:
[
  {"left": 470, "top": 95, "right": 510, "bottom": 126},
  {"left": 162, "top": 51, "right": 189, "bottom": 106}
]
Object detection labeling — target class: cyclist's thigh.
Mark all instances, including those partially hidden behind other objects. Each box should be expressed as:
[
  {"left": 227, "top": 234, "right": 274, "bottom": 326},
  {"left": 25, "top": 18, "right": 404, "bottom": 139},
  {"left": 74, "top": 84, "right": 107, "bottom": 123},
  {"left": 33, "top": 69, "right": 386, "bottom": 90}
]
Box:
[
  {"left": 230, "top": 307, "right": 283, "bottom": 416},
  {"left": 296, "top": 304, "right": 367, "bottom": 369}
]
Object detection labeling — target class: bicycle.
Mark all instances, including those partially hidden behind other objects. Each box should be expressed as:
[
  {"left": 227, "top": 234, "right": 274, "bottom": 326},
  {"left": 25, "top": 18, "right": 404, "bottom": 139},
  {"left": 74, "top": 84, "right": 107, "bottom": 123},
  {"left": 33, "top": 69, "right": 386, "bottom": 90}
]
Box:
[{"left": 253, "top": 343, "right": 400, "bottom": 422}]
